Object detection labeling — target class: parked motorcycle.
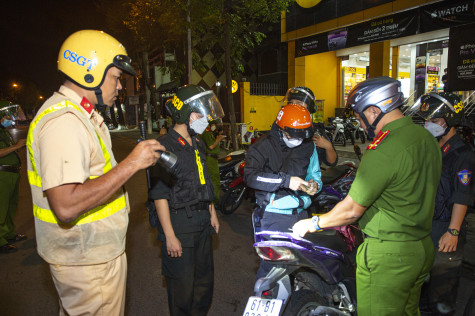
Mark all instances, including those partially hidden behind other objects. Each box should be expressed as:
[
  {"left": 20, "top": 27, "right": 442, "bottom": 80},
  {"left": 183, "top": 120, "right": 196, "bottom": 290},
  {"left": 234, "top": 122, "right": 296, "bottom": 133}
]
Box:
[
  {"left": 218, "top": 149, "right": 246, "bottom": 191},
  {"left": 325, "top": 117, "right": 346, "bottom": 147},
  {"left": 309, "top": 162, "right": 358, "bottom": 216},
  {"left": 220, "top": 160, "right": 253, "bottom": 214},
  {"left": 344, "top": 117, "right": 365, "bottom": 145}
]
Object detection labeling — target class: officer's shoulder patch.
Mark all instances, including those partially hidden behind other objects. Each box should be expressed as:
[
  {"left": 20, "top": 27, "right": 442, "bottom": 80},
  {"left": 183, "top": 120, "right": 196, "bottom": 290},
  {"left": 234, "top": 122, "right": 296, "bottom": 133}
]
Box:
[
  {"left": 80, "top": 97, "right": 94, "bottom": 114},
  {"left": 442, "top": 143, "right": 451, "bottom": 153},
  {"left": 458, "top": 169, "right": 472, "bottom": 186},
  {"left": 366, "top": 130, "right": 389, "bottom": 150},
  {"left": 177, "top": 137, "right": 186, "bottom": 147}
]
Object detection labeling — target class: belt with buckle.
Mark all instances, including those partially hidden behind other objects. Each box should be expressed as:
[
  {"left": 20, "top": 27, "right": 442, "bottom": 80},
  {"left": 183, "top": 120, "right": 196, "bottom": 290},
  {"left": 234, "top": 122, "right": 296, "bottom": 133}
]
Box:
[{"left": 0, "top": 165, "right": 20, "bottom": 173}]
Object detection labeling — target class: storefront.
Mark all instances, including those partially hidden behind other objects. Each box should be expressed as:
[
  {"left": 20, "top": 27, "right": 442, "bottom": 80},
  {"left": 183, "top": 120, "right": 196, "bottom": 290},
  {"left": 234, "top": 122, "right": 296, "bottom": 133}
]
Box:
[
  {"left": 338, "top": 30, "right": 450, "bottom": 107},
  {"left": 285, "top": 0, "right": 475, "bottom": 119}
]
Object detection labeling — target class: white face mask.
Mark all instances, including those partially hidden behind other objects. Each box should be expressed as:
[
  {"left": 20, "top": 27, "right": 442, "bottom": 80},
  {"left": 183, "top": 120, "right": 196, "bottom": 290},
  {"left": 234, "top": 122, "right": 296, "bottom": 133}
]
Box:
[
  {"left": 190, "top": 116, "right": 209, "bottom": 134},
  {"left": 424, "top": 121, "right": 446, "bottom": 138},
  {"left": 283, "top": 136, "right": 303, "bottom": 148}
]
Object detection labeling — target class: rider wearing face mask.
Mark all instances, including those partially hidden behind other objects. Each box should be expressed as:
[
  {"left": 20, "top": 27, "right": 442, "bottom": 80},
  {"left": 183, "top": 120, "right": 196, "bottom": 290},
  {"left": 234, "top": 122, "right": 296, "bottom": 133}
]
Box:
[
  {"left": 148, "top": 84, "right": 224, "bottom": 316},
  {"left": 417, "top": 92, "right": 475, "bottom": 315},
  {"left": 244, "top": 103, "right": 322, "bottom": 279}
]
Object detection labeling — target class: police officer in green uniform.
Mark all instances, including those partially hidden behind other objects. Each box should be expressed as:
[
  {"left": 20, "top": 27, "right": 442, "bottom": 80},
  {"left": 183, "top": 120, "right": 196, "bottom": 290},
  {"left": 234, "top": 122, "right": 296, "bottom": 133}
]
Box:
[
  {"left": 293, "top": 77, "right": 442, "bottom": 315},
  {"left": 148, "top": 85, "right": 224, "bottom": 316},
  {"left": 0, "top": 115, "right": 27, "bottom": 253},
  {"left": 416, "top": 92, "right": 475, "bottom": 314},
  {"left": 200, "top": 121, "right": 225, "bottom": 205}
]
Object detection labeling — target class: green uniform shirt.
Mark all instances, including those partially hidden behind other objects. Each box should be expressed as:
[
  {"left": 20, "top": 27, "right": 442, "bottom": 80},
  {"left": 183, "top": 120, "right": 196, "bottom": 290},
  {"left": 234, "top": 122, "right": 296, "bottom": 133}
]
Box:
[
  {"left": 200, "top": 130, "right": 220, "bottom": 155},
  {"left": 0, "top": 127, "right": 20, "bottom": 166},
  {"left": 349, "top": 116, "right": 441, "bottom": 241}
]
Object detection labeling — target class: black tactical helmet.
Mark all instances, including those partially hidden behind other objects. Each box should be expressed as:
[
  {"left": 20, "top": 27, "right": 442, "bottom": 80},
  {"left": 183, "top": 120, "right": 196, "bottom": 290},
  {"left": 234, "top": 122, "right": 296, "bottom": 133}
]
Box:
[
  {"left": 346, "top": 76, "right": 404, "bottom": 114},
  {"left": 165, "top": 84, "right": 224, "bottom": 124},
  {"left": 417, "top": 92, "right": 465, "bottom": 127},
  {"left": 282, "top": 86, "right": 317, "bottom": 113}
]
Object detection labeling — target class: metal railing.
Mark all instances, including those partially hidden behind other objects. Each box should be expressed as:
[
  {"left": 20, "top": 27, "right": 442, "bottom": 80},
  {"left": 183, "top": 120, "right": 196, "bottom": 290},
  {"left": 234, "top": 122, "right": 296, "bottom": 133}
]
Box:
[{"left": 250, "top": 82, "right": 287, "bottom": 96}]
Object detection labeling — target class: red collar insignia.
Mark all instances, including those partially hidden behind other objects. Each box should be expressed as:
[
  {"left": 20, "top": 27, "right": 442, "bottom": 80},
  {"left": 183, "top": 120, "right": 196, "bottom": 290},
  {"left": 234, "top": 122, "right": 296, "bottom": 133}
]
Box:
[
  {"left": 442, "top": 143, "right": 450, "bottom": 153},
  {"left": 366, "top": 130, "right": 389, "bottom": 150},
  {"left": 80, "top": 97, "right": 94, "bottom": 114},
  {"left": 178, "top": 137, "right": 186, "bottom": 146}
]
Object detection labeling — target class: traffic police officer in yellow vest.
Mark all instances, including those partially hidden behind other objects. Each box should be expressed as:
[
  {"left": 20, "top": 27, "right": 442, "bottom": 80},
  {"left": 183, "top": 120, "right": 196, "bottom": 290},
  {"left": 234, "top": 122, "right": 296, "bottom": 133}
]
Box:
[
  {"left": 27, "top": 30, "right": 164, "bottom": 315},
  {"left": 293, "top": 77, "right": 442, "bottom": 315}
]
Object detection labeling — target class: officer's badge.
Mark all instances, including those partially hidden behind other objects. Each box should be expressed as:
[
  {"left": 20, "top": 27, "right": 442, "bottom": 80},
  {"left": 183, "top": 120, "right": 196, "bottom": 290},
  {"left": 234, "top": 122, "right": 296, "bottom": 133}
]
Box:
[
  {"left": 80, "top": 97, "right": 94, "bottom": 114},
  {"left": 421, "top": 102, "right": 429, "bottom": 112},
  {"left": 177, "top": 137, "right": 186, "bottom": 146},
  {"left": 366, "top": 130, "right": 389, "bottom": 150},
  {"left": 458, "top": 169, "right": 472, "bottom": 186},
  {"left": 442, "top": 143, "right": 450, "bottom": 153}
]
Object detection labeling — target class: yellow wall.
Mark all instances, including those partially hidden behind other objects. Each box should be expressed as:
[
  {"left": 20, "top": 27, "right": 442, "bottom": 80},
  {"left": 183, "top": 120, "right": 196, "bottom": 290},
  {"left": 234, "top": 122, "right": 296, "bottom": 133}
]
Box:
[
  {"left": 295, "top": 51, "right": 339, "bottom": 122},
  {"left": 240, "top": 82, "right": 283, "bottom": 131}
]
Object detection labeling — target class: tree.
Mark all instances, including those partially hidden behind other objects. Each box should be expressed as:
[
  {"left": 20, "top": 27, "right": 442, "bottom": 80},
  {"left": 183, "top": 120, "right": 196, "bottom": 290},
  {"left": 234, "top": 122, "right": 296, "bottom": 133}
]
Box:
[
  {"left": 97, "top": 0, "right": 293, "bottom": 142},
  {"left": 193, "top": 0, "right": 293, "bottom": 150}
]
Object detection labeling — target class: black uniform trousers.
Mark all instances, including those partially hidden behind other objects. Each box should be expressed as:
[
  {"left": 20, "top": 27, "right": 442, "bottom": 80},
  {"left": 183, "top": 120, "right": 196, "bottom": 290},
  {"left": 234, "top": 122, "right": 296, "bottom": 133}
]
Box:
[
  {"left": 161, "top": 208, "right": 214, "bottom": 316},
  {"left": 428, "top": 219, "right": 464, "bottom": 309}
]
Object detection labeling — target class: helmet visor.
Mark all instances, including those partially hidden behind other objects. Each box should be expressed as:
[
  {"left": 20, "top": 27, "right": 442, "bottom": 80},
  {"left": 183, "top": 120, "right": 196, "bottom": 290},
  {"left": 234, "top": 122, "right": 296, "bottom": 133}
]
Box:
[
  {"left": 185, "top": 90, "right": 225, "bottom": 122},
  {"left": 113, "top": 55, "right": 136, "bottom": 77},
  {"left": 281, "top": 88, "right": 316, "bottom": 111},
  {"left": 414, "top": 93, "right": 454, "bottom": 121},
  {"left": 283, "top": 125, "right": 314, "bottom": 139}
]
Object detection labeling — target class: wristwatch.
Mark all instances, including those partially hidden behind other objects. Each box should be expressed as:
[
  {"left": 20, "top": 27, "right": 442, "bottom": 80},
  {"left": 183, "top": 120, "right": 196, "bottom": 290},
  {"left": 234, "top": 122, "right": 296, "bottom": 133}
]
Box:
[
  {"left": 447, "top": 228, "right": 460, "bottom": 236},
  {"left": 311, "top": 216, "right": 321, "bottom": 231}
]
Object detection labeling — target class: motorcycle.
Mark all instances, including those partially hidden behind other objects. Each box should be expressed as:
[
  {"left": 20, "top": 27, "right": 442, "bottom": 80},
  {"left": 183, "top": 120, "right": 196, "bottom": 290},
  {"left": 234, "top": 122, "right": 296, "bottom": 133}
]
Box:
[
  {"left": 325, "top": 117, "right": 346, "bottom": 147},
  {"left": 218, "top": 149, "right": 246, "bottom": 191},
  {"left": 244, "top": 227, "right": 363, "bottom": 316},
  {"left": 219, "top": 160, "right": 253, "bottom": 215},
  {"left": 242, "top": 145, "right": 363, "bottom": 316},
  {"left": 344, "top": 117, "right": 365, "bottom": 145}
]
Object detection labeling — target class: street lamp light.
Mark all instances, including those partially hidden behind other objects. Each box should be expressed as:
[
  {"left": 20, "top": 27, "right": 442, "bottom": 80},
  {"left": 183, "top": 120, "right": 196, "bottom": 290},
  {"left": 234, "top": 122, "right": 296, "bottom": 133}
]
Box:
[{"left": 12, "top": 83, "right": 18, "bottom": 88}]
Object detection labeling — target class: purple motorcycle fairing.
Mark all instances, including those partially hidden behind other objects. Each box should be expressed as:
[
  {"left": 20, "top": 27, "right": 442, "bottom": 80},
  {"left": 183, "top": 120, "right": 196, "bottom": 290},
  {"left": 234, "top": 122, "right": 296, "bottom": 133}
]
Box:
[{"left": 254, "top": 231, "right": 355, "bottom": 285}]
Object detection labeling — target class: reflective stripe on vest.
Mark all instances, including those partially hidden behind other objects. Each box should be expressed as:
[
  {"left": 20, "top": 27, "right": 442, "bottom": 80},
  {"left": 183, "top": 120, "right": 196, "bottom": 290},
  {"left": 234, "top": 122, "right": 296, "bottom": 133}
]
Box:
[{"left": 27, "top": 100, "right": 124, "bottom": 225}]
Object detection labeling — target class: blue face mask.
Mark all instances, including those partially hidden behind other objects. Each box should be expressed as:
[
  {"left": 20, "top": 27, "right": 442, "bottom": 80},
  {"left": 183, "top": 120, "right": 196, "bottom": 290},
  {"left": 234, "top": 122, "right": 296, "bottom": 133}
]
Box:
[{"left": 1, "top": 119, "right": 13, "bottom": 128}]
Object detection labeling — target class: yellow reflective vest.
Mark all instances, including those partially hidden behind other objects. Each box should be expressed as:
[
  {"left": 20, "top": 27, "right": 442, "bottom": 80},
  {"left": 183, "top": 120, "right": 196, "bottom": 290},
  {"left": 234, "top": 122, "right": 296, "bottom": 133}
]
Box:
[{"left": 27, "top": 91, "right": 129, "bottom": 265}]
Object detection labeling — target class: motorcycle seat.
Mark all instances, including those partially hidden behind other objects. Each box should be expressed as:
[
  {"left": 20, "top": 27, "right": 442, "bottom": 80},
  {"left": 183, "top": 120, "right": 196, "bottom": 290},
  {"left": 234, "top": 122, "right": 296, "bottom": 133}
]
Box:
[
  {"left": 321, "top": 165, "right": 352, "bottom": 185},
  {"left": 305, "top": 229, "right": 349, "bottom": 254}
]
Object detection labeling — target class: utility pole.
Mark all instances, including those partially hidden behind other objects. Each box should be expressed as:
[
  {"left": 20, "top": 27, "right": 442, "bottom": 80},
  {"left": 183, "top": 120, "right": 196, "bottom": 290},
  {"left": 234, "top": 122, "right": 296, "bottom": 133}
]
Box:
[{"left": 187, "top": 0, "right": 192, "bottom": 84}]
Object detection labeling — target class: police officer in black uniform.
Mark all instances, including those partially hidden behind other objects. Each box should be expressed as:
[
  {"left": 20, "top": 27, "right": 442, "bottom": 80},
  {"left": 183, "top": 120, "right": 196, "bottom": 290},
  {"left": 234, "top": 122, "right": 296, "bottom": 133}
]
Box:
[
  {"left": 417, "top": 92, "right": 475, "bottom": 315},
  {"left": 148, "top": 85, "right": 224, "bottom": 316}
]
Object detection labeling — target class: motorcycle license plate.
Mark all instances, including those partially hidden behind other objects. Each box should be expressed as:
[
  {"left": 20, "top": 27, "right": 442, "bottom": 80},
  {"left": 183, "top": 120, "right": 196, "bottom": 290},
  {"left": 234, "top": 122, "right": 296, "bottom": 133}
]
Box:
[{"left": 243, "top": 296, "right": 282, "bottom": 316}]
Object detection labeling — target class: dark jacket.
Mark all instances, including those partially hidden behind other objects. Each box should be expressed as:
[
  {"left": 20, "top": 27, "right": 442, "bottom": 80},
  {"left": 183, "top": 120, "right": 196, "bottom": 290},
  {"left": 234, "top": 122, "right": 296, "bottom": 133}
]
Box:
[
  {"left": 244, "top": 123, "right": 321, "bottom": 211},
  {"left": 435, "top": 134, "right": 475, "bottom": 220}
]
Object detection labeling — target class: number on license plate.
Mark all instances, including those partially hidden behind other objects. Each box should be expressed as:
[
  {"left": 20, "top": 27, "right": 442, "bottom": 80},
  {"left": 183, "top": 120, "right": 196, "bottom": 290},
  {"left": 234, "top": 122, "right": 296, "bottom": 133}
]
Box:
[{"left": 242, "top": 296, "right": 283, "bottom": 316}]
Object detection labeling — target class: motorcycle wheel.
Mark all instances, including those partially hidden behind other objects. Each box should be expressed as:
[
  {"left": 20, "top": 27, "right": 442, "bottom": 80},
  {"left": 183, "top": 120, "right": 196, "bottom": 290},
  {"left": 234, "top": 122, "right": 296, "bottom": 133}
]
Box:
[
  {"left": 359, "top": 131, "right": 366, "bottom": 144},
  {"left": 334, "top": 131, "right": 346, "bottom": 146},
  {"left": 283, "top": 289, "right": 326, "bottom": 316},
  {"left": 219, "top": 183, "right": 246, "bottom": 215}
]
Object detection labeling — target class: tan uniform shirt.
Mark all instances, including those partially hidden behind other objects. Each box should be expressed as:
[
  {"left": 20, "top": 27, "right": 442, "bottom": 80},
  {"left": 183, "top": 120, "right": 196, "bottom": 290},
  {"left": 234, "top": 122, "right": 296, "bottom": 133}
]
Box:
[{"left": 29, "top": 85, "right": 129, "bottom": 265}]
